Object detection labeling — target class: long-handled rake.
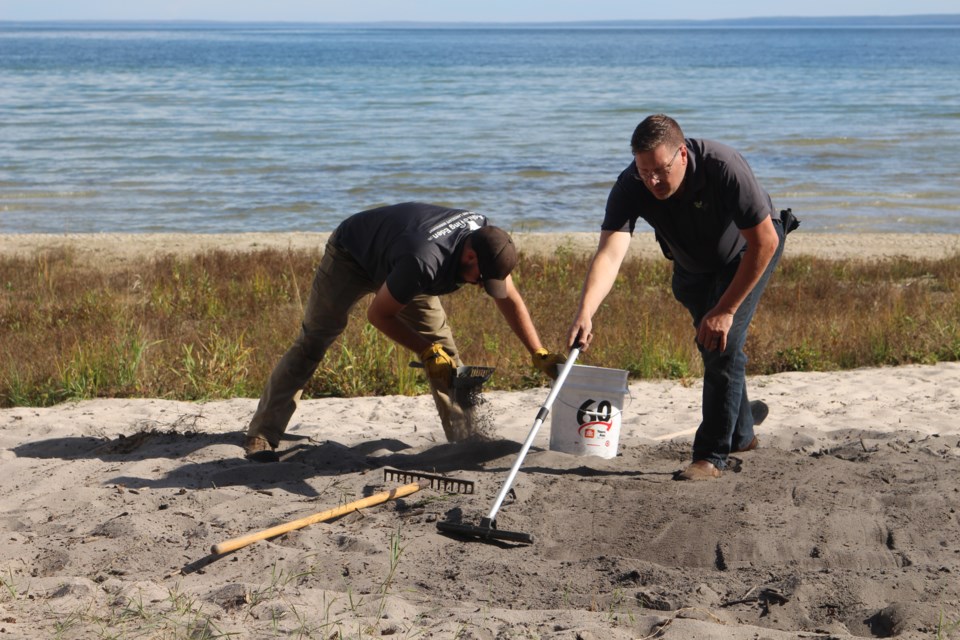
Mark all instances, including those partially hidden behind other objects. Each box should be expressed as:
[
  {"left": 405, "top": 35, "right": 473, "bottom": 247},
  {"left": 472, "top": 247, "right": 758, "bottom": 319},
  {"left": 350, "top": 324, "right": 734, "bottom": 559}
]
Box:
[
  {"left": 436, "top": 343, "right": 582, "bottom": 544},
  {"left": 211, "top": 481, "right": 426, "bottom": 555}
]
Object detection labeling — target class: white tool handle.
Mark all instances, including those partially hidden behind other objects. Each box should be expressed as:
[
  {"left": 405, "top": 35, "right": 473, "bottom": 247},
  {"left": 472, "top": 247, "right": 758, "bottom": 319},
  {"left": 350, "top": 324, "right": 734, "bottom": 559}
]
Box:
[{"left": 484, "top": 346, "right": 581, "bottom": 522}]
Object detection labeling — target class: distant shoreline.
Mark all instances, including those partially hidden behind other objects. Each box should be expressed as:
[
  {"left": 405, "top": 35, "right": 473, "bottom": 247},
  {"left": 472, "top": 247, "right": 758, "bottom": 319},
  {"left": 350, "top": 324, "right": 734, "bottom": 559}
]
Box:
[
  {"left": 3, "top": 16, "right": 958, "bottom": 27},
  {"left": 2, "top": 232, "right": 959, "bottom": 268}
]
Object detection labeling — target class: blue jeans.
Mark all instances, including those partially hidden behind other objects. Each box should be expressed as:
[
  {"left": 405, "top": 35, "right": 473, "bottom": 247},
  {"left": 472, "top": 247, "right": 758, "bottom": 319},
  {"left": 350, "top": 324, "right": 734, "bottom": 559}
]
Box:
[{"left": 671, "top": 219, "right": 787, "bottom": 470}]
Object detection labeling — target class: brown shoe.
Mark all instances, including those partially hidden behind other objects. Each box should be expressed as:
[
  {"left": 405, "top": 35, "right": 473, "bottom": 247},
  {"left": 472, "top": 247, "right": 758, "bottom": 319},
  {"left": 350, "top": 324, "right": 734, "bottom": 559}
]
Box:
[
  {"left": 243, "top": 436, "right": 279, "bottom": 462},
  {"left": 733, "top": 436, "right": 759, "bottom": 453},
  {"left": 677, "top": 460, "right": 722, "bottom": 481}
]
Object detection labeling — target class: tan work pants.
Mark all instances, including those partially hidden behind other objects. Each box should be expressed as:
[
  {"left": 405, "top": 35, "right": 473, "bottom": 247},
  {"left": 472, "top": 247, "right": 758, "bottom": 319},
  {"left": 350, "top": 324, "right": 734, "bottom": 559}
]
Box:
[{"left": 246, "top": 239, "right": 467, "bottom": 445}]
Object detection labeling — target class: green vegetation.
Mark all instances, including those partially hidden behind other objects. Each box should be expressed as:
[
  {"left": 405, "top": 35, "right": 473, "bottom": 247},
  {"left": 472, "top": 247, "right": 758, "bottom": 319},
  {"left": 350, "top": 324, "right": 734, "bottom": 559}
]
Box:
[
  {"left": 938, "top": 610, "right": 960, "bottom": 639},
  {"left": 1, "top": 247, "right": 959, "bottom": 407}
]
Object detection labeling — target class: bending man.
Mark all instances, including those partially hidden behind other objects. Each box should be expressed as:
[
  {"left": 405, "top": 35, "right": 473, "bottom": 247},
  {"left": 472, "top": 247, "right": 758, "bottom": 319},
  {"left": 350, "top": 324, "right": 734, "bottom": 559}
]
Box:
[
  {"left": 568, "top": 115, "right": 798, "bottom": 480},
  {"left": 245, "top": 202, "right": 565, "bottom": 461}
]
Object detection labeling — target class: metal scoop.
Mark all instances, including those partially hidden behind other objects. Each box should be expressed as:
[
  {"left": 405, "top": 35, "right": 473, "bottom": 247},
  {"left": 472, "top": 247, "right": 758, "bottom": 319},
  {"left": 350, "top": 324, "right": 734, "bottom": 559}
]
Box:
[{"left": 409, "top": 362, "right": 495, "bottom": 388}]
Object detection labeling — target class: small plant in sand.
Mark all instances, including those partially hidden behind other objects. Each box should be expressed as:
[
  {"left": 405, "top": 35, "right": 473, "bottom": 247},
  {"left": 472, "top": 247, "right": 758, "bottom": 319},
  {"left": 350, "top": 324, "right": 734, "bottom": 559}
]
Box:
[
  {"left": 285, "top": 604, "right": 321, "bottom": 639},
  {"left": 249, "top": 560, "right": 319, "bottom": 607},
  {"left": 0, "top": 568, "right": 23, "bottom": 601},
  {"left": 164, "top": 586, "right": 234, "bottom": 639},
  {"left": 311, "top": 524, "right": 427, "bottom": 640},
  {"left": 380, "top": 525, "right": 405, "bottom": 597},
  {"left": 349, "top": 525, "right": 410, "bottom": 637},
  {"left": 602, "top": 587, "right": 635, "bottom": 624},
  {"left": 40, "top": 585, "right": 237, "bottom": 640},
  {"left": 938, "top": 610, "right": 960, "bottom": 639},
  {"left": 171, "top": 589, "right": 230, "bottom": 637},
  {"left": 245, "top": 559, "right": 355, "bottom": 638},
  {"left": 50, "top": 607, "right": 87, "bottom": 640}
]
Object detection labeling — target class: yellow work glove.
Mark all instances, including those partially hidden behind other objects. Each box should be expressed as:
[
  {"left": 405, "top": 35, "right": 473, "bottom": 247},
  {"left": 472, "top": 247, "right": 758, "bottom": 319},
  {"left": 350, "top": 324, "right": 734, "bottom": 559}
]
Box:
[
  {"left": 532, "top": 348, "right": 567, "bottom": 380},
  {"left": 420, "top": 343, "right": 456, "bottom": 387}
]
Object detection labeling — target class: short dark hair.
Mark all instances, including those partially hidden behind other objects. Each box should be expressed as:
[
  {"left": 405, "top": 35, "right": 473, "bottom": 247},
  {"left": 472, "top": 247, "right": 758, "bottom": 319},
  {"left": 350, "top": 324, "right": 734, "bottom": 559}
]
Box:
[{"left": 630, "top": 114, "right": 685, "bottom": 154}]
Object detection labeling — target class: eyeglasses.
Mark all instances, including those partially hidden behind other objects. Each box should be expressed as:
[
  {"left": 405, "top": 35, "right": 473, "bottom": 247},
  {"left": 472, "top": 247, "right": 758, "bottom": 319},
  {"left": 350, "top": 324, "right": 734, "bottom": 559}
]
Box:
[{"left": 634, "top": 146, "right": 682, "bottom": 183}]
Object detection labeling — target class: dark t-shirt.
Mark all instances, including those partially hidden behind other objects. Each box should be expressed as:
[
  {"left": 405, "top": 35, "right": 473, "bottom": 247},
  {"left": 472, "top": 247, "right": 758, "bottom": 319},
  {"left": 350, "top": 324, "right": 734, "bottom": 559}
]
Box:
[
  {"left": 334, "top": 202, "right": 488, "bottom": 304},
  {"left": 603, "top": 138, "right": 774, "bottom": 273}
]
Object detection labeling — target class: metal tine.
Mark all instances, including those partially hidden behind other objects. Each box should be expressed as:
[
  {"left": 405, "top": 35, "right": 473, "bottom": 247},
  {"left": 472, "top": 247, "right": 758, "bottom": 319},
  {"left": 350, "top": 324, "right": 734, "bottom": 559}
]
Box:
[
  {"left": 383, "top": 468, "right": 474, "bottom": 494},
  {"left": 407, "top": 362, "right": 496, "bottom": 388},
  {"left": 461, "top": 366, "right": 495, "bottom": 379}
]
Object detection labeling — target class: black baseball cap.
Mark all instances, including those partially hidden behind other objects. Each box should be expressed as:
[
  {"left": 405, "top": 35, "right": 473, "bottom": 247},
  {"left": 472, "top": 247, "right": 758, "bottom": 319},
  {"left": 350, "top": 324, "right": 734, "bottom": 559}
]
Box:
[{"left": 471, "top": 226, "right": 517, "bottom": 299}]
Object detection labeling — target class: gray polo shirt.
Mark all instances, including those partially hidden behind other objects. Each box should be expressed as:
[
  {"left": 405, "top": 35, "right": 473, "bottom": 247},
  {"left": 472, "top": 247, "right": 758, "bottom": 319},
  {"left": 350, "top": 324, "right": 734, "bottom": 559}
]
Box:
[
  {"left": 603, "top": 138, "right": 774, "bottom": 273},
  {"left": 334, "top": 202, "right": 487, "bottom": 304}
]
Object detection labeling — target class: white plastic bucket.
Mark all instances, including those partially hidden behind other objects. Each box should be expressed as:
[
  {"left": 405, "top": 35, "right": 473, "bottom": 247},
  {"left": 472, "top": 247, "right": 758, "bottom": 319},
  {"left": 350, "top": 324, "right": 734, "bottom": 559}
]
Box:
[{"left": 549, "top": 364, "right": 629, "bottom": 459}]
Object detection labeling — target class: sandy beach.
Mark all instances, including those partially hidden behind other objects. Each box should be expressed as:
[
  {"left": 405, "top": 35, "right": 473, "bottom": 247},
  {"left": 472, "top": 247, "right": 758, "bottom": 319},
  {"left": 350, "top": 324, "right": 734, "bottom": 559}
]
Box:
[
  {"left": 2, "top": 232, "right": 960, "bottom": 639},
  {"left": 3, "top": 231, "right": 960, "bottom": 265}
]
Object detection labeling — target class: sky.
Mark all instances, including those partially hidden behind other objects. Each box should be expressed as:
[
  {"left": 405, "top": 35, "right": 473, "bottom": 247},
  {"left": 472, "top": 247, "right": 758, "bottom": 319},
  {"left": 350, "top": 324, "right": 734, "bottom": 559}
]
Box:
[{"left": 1, "top": 0, "right": 958, "bottom": 23}]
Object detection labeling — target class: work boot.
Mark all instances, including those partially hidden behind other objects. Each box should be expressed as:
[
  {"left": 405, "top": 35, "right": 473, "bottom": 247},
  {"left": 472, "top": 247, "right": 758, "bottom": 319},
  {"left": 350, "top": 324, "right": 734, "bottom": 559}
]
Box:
[
  {"left": 677, "top": 460, "right": 722, "bottom": 481},
  {"left": 244, "top": 435, "right": 279, "bottom": 463}
]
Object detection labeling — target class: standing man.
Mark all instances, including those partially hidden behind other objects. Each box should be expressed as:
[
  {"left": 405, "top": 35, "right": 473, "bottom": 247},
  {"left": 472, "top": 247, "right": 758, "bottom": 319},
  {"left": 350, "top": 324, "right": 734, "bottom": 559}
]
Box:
[
  {"left": 568, "top": 115, "right": 798, "bottom": 480},
  {"left": 244, "top": 202, "right": 566, "bottom": 461}
]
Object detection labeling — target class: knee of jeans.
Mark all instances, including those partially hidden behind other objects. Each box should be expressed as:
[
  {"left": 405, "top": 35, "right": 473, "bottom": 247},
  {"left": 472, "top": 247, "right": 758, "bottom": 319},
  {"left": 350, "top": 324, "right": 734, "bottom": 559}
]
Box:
[
  {"left": 701, "top": 343, "right": 733, "bottom": 361},
  {"left": 701, "top": 348, "right": 746, "bottom": 376}
]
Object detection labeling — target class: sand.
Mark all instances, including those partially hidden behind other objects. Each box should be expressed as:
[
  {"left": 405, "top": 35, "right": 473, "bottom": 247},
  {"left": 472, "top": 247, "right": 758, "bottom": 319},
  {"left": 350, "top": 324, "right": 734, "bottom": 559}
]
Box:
[
  {"left": 2, "top": 232, "right": 960, "bottom": 639},
  {"left": 2, "top": 230, "right": 960, "bottom": 264}
]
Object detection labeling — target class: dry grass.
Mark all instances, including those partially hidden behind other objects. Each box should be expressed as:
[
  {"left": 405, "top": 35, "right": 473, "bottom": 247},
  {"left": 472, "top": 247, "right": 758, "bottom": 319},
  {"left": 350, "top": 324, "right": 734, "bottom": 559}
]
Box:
[{"left": 1, "top": 247, "right": 958, "bottom": 407}]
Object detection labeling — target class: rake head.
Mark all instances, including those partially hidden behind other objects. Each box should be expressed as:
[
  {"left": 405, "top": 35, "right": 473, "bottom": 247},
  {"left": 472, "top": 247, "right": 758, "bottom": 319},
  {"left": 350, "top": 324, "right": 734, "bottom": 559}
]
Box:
[
  {"left": 383, "top": 468, "right": 474, "bottom": 494},
  {"left": 436, "top": 517, "right": 534, "bottom": 544}
]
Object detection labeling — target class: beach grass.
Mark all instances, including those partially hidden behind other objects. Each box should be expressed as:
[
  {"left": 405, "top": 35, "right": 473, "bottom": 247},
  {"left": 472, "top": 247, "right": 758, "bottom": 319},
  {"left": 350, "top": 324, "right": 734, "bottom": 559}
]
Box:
[{"left": 1, "top": 247, "right": 958, "bottom": 408}]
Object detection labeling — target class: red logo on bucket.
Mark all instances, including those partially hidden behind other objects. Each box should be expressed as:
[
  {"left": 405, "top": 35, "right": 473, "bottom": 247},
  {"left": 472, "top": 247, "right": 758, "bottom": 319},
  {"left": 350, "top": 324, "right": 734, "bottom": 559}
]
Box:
[{"left": 577, "top": 399, "right": 614, "bottom": 446}]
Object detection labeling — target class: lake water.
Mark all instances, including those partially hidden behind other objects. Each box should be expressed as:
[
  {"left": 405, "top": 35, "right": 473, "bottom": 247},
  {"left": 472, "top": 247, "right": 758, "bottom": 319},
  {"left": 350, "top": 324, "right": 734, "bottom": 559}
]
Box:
[{"left": 1, "top": 22, "right": 959, "bottom": 234}]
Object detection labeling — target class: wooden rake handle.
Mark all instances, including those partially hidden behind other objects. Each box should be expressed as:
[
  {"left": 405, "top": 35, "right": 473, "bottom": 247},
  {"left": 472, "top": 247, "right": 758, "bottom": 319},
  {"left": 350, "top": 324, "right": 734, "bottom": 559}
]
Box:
[{"left": 211, "top": 482, "right": 424, "bottom": 555}]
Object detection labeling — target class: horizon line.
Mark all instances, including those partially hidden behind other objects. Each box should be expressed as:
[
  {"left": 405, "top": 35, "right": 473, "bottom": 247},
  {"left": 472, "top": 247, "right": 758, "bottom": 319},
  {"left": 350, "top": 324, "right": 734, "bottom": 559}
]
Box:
[{"left": 2, "top": 14, "right": 959, "bottom": 27}]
